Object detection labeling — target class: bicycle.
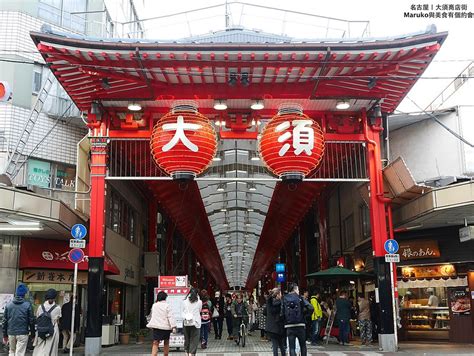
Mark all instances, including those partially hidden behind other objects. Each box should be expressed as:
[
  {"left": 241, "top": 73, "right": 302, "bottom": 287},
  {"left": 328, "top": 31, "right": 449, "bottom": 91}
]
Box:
[{"left": 234, "top": 316, "right": 247, "bottom": 347}]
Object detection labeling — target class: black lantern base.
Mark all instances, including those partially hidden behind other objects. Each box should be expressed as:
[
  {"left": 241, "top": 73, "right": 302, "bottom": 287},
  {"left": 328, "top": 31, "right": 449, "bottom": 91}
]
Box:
[
  {"left": 280, "top": 172, "right": 304, "bottom": 182},
  {"left": 171, "top": 171, "right": 196, "bottom": 180}
]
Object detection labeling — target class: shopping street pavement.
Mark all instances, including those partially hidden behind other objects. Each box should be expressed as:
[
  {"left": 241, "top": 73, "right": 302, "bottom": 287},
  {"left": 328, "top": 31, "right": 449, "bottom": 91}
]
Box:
[{"left": 3, "top": 335, "right": 473, "bottom": 355}]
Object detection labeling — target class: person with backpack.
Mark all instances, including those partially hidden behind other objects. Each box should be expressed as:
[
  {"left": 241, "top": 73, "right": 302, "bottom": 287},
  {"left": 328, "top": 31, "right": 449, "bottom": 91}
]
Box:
[
  {"left": 199, "top": 290, "right": 212, "bottom": 349},
  {"left": 309, "top": 289, "right": 323, "bottom": 345},
  {"left": 182, "top": 288, "right": 202, "bottom": 356},
  {"left": 282, "top": 283, "right": 313, "bottom": 356},
  {"left": 33, "top": 288, "right": 61, "bottom": 356},
  {"left": 2, "top": 284, "right": 35, "bottom": 356}
]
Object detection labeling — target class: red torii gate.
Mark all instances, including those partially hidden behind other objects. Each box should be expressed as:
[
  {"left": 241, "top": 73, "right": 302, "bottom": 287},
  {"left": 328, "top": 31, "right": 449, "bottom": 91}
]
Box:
[{"left": 31, "top": 27, "right": 446, "bottom": 354}]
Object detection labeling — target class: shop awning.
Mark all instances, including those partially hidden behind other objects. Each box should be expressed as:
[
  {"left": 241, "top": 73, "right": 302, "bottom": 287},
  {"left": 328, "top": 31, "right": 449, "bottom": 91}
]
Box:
[{"left": 19, "top": 238, "right": 120, "bottom": 275}]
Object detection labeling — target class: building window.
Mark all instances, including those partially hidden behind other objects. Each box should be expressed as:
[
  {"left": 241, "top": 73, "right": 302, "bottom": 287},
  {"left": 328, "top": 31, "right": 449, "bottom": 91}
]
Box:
[
  {"left": 33, "top": 68, "right": 43, "bottom": 94},
  {"left": 342, "top": 214, "right": 354, "bottom": 249},
  {"left": 360, "top": 204, "right": 371, "bottom": 239},
  {"left": 107, "top": 188, "right": 137, "bottom": 243}
]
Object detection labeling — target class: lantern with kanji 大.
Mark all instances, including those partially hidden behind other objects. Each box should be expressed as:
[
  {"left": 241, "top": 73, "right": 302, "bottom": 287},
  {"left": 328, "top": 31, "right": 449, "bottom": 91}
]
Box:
[
  {"left": 150, "top": 103, "right": 217, "bottom": 179},
  {"left": 259, "top": 105, "right": 325, "bottom": 181}
]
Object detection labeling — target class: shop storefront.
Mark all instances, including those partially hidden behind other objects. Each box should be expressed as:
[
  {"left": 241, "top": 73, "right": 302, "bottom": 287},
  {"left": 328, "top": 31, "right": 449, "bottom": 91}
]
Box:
[
  {"left": 19, "top": 238, "right": 119, "bottom": 318},
  {"left": 395, "top": 232, "right": 474, "bottom": 343}
]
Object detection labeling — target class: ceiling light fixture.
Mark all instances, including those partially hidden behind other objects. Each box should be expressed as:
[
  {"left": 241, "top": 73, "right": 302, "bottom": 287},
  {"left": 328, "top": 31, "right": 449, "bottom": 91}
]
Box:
[
  {"left": 217, "top": 183, "right": 226, "bottom": 191},
  {"left": 213, "top": 99, "right": 227, "bottom": 110},
  {"left": 247, "top": 182, "right": 257, "bottom": 191},
  {"left": 250, "top": 99, "right": 264, "bottom": 110},
  {"left": 336, "top": 100, "right": 350, "bottom": 110},
  {"left": 249, "top": 151, "right": 260, "bottom": 161},
  {"left": 128, "top": 102, "right": 142, "bottom": 111},
  {"left": 0, "top": 224, "right": 43, "bottom": 231}
]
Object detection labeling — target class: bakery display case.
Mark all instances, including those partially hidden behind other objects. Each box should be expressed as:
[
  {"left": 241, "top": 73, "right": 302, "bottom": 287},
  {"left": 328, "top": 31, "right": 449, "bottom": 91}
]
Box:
[{"left": 400, "top": 307, "right": 450, "bottom": 340}]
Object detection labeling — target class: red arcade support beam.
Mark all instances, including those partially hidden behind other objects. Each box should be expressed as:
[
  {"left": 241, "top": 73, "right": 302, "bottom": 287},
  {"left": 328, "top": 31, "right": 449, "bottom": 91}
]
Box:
[
  {"left": 363, "top": 109, "right": 395, "bottom": 347},
  {"left": 86, "top": 125, "right": 108, "bottom": 352}
]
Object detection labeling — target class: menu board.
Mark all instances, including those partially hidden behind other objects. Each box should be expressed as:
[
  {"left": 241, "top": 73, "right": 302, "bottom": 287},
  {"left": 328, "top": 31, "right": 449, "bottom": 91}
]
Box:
[{"left": 448, "top": 287, "right": 470, "bottom": 316}]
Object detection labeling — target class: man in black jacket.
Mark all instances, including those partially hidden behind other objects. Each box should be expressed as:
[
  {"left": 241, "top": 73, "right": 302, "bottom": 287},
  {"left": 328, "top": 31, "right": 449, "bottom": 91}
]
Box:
[
  {"left": 282, "top": 283, "right": 313, "bottom": 356},
  {"left": 2, "top": 284, "right": 34, "bottom": 356},
  {"left": 265, "top": 288, "right": 285, "bottom": 356}
]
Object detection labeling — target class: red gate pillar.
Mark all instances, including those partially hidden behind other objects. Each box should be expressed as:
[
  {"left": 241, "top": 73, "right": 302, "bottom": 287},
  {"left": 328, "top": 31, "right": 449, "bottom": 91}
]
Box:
[
  {"left": 85, "top": 126, "right": 108, "bottom": 355},
  {"left": 364, "top": 109, "right": 396, "bottom": 351}
]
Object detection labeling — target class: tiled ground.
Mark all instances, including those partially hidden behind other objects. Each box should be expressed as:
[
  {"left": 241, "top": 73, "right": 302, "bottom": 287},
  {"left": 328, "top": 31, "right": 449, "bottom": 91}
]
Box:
[{"left": 2, "top": 332, "right": 473, "bottom": 355}]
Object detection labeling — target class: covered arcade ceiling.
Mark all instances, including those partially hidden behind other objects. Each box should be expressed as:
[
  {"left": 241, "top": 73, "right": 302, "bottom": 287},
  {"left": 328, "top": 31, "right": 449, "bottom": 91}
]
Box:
[{"left": 31, "top": 26, "right": 446, "bottom": 289}]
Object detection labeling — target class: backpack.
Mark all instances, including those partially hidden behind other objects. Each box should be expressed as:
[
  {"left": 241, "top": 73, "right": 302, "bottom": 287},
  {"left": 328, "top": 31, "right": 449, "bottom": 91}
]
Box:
[
  {"left": 201, "top": 302, "right": 211, "bottom": 321},
  {"left": 37, "top": 304, "right": 58, "bottom": 340},
  {"left": 284, "top": 295, "right": 304, "bottom": 325}
]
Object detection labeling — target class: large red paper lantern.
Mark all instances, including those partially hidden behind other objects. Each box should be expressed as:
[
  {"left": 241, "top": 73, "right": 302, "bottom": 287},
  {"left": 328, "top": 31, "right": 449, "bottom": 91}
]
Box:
[
  {"left": 259, "top": 106, "right": 325, "bottom": 180},
  {"left": 150, "top": 104, "right": 217, "bottom": 179}
]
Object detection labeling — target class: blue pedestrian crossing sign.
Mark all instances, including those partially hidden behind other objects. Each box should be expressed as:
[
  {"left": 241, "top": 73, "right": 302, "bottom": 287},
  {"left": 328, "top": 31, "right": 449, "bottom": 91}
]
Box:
[
  {"left": 71, "top": 224, "right": 87, "bottom": 240},
  {"left": 384, "top": 239, "right": 399, "bottom": 254}
]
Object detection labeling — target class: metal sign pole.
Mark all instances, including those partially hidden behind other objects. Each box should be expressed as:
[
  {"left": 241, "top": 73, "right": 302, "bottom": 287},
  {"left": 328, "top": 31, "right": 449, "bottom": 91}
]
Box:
[
  {"left": 389, "top": 261, "right": 398, "bottom": 350},
  {"left": 69, "top": 262, "right": 78, "bottom": 356}
]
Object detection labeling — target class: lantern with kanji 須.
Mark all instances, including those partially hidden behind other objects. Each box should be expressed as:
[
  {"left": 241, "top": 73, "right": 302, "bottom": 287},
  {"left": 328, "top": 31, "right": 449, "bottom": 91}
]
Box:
[
  {"left": 259, "top": 106, "right": 325, "bottom": 181},
  {"left": 150, "top": 103, "right": 217, "bottom": 179}
]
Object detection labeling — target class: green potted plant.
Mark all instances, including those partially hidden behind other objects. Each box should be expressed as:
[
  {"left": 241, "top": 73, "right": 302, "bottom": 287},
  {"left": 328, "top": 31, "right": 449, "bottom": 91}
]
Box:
[
  {"left": 137, "top": 328, "right": 149, "bottom": 344},
  {"left": 119, "top": 313, "right": 137, "bottom": 345}
]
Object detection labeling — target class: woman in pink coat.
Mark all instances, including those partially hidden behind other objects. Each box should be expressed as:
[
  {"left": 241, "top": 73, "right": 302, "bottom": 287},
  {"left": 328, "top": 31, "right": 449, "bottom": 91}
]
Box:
[{"left": 147, "top": 291, "right": 177, "bottom": 356}]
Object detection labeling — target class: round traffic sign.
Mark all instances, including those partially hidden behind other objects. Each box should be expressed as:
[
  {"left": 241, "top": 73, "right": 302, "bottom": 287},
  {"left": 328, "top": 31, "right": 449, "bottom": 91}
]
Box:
[
  {"left": 384, "top": 239, "right": 399, "bottom": 254},
  {"left": 68, "top": 248, "right": 84, "bottom": 264},
  {"left": 71, "top": 224, "right": 87, "bottom": 240}
]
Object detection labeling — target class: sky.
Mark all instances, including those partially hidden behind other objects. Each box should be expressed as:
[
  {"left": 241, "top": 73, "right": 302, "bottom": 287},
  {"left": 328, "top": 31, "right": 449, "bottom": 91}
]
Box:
[{"left": 122, "top": 0, "right": 474, "bottom": 113}]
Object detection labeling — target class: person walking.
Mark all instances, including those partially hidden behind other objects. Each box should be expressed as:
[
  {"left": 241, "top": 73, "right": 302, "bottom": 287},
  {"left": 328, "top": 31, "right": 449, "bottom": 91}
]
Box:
[
  {"left": 265, "top": 288, "right": 285, "bottom": 356},
  {"left": 357, "top": 293, "right": 372, "bottom": 346},
  {"left": 224, "top": 293, "right": 233, "bottom": 340},
  {"left": 147, "top": 291, "right": 177, "bottom": 356},
  {"left": 211, "top": 291, "right": 224, "bottom": 340},
  {"left": 247, "top": 295, "right": 258, "bottom": 333},
  {"left": 309, "top": 289, "right": 323, "bottom": 345},
  {"left": 335, "top": 290, "right": 352, "bottom": 346},
  {"left": 199, "top": 290, "right": 212, "bottom": 349},
  {"left": 282, "top": 283, "right": 313, "bottom": 356},
  {"left": 182, "top": 288, "right": 202, "bottom": 356},
  {"left": 59, "top": 298, "right": 80, "bottom": 353},
  {"left": 33, "top": 288, "right": 61, "bottom": 356},
  {"left": 2, "top": 284, "right": 34, "bottom": 356}
]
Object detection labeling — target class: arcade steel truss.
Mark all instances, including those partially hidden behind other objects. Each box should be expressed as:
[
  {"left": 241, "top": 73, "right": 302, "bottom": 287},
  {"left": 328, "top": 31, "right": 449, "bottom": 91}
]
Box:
[{"left": 107, "top": 138, "right": 368, "bottom": 182}]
